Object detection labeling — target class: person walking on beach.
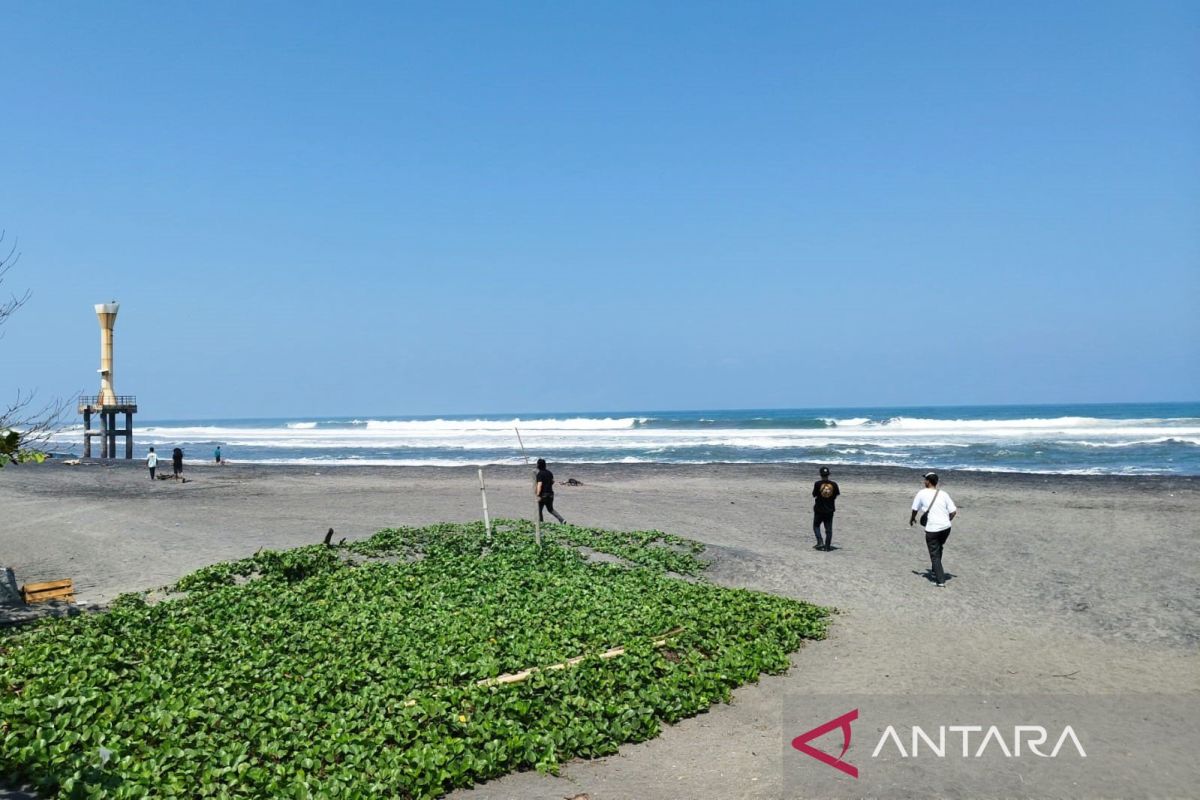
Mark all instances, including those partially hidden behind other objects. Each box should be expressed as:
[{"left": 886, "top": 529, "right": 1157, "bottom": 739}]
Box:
[
  {"left": 812, "top": 466, "right": 840, "bottom": 551},
  {"left": 910, "top": 471, "right": 957, "bottom": 587},
  {"left": 534, "top": 458, "right": 566, "bottom": 524},
  {"left": 146, "top": 447, "right": 158, "bottom": 480},
  {"left": 172, "top": 447, "right": 184, "bottom": 481},
  {"left": 214, "top": 446, "right": 221, "bottom": 465}
]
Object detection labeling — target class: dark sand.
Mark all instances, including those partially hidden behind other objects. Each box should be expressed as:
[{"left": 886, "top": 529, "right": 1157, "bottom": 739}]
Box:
[{"left": 2, "top": 461, "right": 1197, "bottom": 798}]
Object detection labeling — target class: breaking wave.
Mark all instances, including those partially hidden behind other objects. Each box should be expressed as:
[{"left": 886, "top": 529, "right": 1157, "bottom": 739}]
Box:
[{"left": 46, "top": 404, "right": 1200, "bottom": 475}]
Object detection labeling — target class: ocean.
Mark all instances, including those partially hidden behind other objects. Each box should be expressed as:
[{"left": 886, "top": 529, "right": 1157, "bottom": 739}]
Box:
[{"left": 53, "top": 402, "right": 1200, "bottom": 476}]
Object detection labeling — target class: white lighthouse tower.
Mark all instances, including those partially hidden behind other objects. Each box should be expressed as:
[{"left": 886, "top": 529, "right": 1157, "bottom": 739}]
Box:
[{"left": 79, "top": 302, "right": 138, "bottom": 458}]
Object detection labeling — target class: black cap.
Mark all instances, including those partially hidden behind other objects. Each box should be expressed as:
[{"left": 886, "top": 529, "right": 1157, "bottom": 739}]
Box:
[
  {"left": 819, "top": 466, "right": 830, "bottom": 476},
  {"left": 923, "top": 471, "right": 939, "bottom": 485}
]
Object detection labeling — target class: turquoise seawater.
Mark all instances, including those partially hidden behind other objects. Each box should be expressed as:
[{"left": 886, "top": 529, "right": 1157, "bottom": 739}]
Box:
[{"left": 58, "top": 402, "right": 1200, "bottom": 475}]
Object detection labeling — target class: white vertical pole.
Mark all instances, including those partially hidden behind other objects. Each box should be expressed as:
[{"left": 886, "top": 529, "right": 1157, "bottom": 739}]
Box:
[
  {"left": 514, "top": 427, "right": 541, "bottom": 547},
  {"left": 478, "top": 467, "right": 492, "bottom": 543}
]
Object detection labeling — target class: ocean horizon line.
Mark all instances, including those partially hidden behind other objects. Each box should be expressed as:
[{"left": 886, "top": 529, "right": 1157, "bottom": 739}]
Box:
[{"left": 129, "top": 399, "right": 1200, "bottom": 427}]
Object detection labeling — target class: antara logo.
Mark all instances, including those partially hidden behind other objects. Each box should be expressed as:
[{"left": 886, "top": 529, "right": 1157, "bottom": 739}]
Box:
[
  {"left": 792, "top": 710, "right": 1087, "bottom": 779},
  {"left": 791, "top": 709, "right": 859, "bottom": 778}
]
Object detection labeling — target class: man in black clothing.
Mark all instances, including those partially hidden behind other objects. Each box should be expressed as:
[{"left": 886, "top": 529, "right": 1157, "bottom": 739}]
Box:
[
  {"left": 534, "top": 458, "right": 566, "bottom": 524},
  {"left": 812, "top": 466, "right": 840, "bottom": 551}
]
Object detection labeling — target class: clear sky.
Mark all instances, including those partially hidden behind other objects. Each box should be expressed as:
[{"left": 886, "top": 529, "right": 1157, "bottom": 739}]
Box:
[{"left": 2, "top": 1, "right": 1197, "bottom": 419}]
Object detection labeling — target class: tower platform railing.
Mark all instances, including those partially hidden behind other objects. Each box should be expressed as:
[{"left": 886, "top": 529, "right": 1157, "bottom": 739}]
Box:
[{"left": 78, "top": 395, "right": 138, "bottom": 412}]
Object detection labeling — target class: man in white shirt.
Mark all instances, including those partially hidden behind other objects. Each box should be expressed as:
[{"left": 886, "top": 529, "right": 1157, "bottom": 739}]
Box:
[
  {"left": 909, "top": 471, "right": 957, "bottom": 588},
  {"left": 146, "top": 447, "right": 158, "bottom": 481}
]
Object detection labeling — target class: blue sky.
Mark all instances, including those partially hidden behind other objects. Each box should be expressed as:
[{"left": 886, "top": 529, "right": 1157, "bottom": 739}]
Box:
[{"left": 2, "top": 1, "right": 1197, "bottom": 419}]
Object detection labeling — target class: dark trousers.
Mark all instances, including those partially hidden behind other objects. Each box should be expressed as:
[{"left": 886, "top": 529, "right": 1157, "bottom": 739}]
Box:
[
  {"left": 149, "top": 467, "right": 155, "bottom": 480},
  {"left": 925, "top": 527, "right": 951, "bottom": 584},
  {"left": 538, "top": 495, "right": 564, "bottom": 523},
  {"left": 813, "top": 511, "right": 833, "bottom": 548}
]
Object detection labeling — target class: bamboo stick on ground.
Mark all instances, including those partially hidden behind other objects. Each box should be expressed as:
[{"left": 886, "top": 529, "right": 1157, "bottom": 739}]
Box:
[
  {"left": 478, "top": 467, "right": 492, "bottom": 543},
  {"left": 401, "top": 627, "right": 684, "bottom": 705}
]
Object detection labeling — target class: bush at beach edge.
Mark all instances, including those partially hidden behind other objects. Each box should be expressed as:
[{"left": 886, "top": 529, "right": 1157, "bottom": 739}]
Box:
[{"left": 1, "top": 521, "right": 830, "bottom": 798}]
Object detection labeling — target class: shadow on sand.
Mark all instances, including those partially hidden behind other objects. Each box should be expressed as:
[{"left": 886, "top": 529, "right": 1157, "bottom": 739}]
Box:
[{"left": 912, "top": 569, "right": 957, "bottom": 584}]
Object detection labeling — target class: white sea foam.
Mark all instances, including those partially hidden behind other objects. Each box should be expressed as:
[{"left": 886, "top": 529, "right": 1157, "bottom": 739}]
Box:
[
  {"left": 862, "top": 415, "right": 1196, "bottom": 431},
  {"left": 130, "top": 454, "right": 1180, "bottom": 473},
  {"left": 254, "top": 457, "right": 520, "bottom": 467},
  {"left": 953, "top": 464, "right": 1173, "bottom": 476},
  {"left": 834, "top": 448, "right": 914, "bottom": 457},
  {"left": 115, "top": 417, "right": 1200, "bottom": 453},
  {"left": 1065, "top": 437, "right": 1200, "bottom": 448},
  {"left": 363, "top": 417, "right": 648, "bottom": 432},
  {"left": 46, "top": 410, "right": 1197, "bottom": 474}
]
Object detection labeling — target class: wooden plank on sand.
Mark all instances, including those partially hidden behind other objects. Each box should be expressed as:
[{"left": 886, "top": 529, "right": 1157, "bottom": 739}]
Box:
[{"left": 22, "top": 579, "right": 75, "bottom": 604}]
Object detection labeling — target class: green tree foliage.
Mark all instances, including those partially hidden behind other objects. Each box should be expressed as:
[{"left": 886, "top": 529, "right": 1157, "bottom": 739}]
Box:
[{"left": 0, "top": 429, "right": 16, "bottom": 464}]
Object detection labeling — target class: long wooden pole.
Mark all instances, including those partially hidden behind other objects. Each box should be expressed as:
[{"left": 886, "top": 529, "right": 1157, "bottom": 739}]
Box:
[
  {"left": 477, "top": 627, "right": 683, "bottom": 687},
  {"left": 477, "top": 467, "right": 492, "bottom": 543},
  {"left": 401, "top": 627, "right": 684, "bottom": 705},
  {"left": 514, "top": 427, "right": 541, "bottom": 547}
]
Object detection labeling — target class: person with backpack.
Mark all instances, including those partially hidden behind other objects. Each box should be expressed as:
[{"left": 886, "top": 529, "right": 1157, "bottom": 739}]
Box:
[
  {"left": 812, "top": 466, "right": 840, "bottom": 551},
  {"left": 910, "top": 471, "right": 957, "bottom": 587}
]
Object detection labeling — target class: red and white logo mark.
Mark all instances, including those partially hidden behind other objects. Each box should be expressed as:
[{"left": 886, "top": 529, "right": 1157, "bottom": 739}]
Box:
[{"left": 791, "top": 708, "right": 859, "bottom": 779}]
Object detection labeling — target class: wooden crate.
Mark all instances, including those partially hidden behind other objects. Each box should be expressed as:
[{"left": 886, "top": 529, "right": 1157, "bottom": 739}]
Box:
[{"left": 21, "top": 579, "right": 75, "bottom": 604}]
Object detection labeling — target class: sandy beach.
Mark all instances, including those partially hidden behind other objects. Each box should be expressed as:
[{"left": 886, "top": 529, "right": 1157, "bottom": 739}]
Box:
[{"left": 2, "top": 461, "right": 1198, "bottom": 798}]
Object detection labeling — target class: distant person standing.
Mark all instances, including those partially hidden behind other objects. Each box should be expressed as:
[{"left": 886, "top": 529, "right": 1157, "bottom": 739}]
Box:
[
  {"left": 811, "top": 466, "right": 840, "bottom": 551},
  {"left": 146, "top": 447, "right": 158, "bottom": 480},
  {"left": 534, "top": 458, "right": 566, "bottom": 524},
  {"left": 172, "top": 447, "right": 184, "bottom": 481},
  {"left": 214, "top": 446, "right": 222, "bottom": 465},
  {"left": 910, "top": 471, "right": 957, "bottom": 587}
]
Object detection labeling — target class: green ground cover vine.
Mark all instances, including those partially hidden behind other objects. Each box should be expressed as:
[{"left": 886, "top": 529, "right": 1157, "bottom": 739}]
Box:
[{"left": 2, "top": 521, "right": 829, "bottom": 798}]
